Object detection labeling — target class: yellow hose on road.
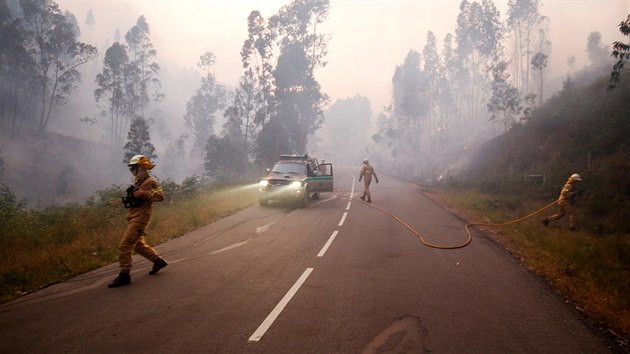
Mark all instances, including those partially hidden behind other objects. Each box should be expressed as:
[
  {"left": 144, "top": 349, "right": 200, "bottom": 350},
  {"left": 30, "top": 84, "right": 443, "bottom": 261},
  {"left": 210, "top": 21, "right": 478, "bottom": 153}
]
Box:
[
  {"left": 459, "top": 199, "right": 559, "bottom": 249},
  {"left": 351, "top": 196, "right": 559, "bottom": 250}
]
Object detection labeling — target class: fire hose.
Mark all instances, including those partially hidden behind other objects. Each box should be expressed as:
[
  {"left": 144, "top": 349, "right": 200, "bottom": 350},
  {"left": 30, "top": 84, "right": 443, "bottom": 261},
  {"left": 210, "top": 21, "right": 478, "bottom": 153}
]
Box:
[{"left": 353, "top": 196, "right": 559, "bottom": 250}]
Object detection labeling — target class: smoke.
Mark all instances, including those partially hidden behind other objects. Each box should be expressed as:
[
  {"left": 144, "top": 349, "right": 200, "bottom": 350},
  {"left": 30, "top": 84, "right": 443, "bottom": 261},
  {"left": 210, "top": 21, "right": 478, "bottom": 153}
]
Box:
[{"left": 2, "top": 0, "right": 625, "bottom": 205}]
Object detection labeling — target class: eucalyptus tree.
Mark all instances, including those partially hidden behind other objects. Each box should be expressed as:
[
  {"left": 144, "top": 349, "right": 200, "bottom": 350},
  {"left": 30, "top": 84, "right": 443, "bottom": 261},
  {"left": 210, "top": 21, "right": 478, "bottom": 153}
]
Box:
[
  {"left": 437, "top": 33, "right": 458, "bottom": 144},
  {"left": 272, "top": 41, "right": 327, "bottom": 152},
  {"left": 487, "top": 60, "right": 522, "bottom": 136},
  {"left": 183, "top": 51, "right": 228, "bottom": 157},
  {"left": 586, "top": 32, "right": 609, "bottom": 68},
  {"left": 0, "top": 1, "right": 35, "bottom": 132},
  {"left": 221, "top": 77, "right": 256, "bottom": 176},
  {"left": 440, "top": 33, "right": 462, "bottom": 126},
  {"left": 454, "top": 0, "right": 504, "bottom": 127},
  {"left": 507, "top": 0, "right": 547, "bottom": 94},
  {"left": 422, "top": 31, "right": 444, "bottom": 149},
  {"left": 242, "top": 10, "right": 275, "bottom": 126},
  {"left": 19, "top": 0, "right": 97, "bottom": 132},
  {"left": 530, "top": 51, "right": 548, "bottom": 105},
  {"left": 609, "top": 14, "right": 630, "bottom": 88},
  {"left": 261, "top": 0, "right": 330, "bottom": 164},
  {"left": 124, "top": 15, "right": 162, "bottom": 120},
  {"left": 223, "top": 10, "right": 274, "bottom": 164},
  {"left": 95, "top": 42, "right": 130, "bottom": 157},
  {"left": 371, "top": 110, "right": 398, "bottom": 156},
  {"left": 221, "top": 0, "right": 330, "bottom": 168},
  {"left": 391, "top": 49, "right": 428, "bottom": 153},
  {"left": 123, "top": 116, "right": 157, "bottom": 164}
]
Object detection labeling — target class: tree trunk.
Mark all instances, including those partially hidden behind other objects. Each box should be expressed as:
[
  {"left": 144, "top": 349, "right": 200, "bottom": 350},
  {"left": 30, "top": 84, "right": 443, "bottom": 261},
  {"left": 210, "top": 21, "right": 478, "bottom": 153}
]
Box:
[
  {"left": 539, "top": 72, "right": 544, "bottom": 105},
  {"left": 41, "top": 71, "right": 60, "bottom": 132},
  {"left": 38, "top": 76, "right": 48, "bottom": 133}
]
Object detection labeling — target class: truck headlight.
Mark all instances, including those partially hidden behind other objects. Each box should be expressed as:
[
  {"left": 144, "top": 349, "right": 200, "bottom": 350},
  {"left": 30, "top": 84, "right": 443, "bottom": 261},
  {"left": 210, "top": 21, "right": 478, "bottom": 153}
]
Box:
[
  {"left": 259, "top": 180, "right": 269, "bottom": 187},
  {"left": 289, "top": 181, "right": 302, "bottom": 188}
]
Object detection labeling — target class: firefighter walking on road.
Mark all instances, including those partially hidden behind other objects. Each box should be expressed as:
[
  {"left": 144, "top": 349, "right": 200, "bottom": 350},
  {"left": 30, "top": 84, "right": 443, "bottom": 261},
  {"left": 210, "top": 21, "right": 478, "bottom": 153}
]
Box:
[
  {"left": 109, "top": 155, "right": 168, "bottom": 288},
  {"left": 542, "top": 173, "right": 583, "bottom": 231},
  {"left": 359, "top": 158, "right": 379, "bottom": 203}
]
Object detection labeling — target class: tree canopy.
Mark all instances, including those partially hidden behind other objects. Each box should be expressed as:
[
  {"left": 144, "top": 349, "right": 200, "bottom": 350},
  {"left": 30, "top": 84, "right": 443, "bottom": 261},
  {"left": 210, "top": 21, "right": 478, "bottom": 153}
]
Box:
[
  {"left": 609, "top": 14, "right": 630, "bottom": 88},
  {"left": 0, "top": 0, "right": 97, "bottom": 133}
]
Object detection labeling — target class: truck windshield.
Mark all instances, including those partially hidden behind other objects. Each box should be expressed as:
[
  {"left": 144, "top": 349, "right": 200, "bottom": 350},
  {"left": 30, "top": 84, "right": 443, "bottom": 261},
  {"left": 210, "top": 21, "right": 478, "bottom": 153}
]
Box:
[{"left": 270, "top": 162, "right": 306, "bottom": 175}]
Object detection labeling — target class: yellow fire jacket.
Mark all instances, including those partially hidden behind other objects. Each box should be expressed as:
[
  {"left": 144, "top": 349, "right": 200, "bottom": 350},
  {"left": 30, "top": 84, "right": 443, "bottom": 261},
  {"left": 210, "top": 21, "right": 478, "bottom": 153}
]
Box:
[
  {"left": 360, "top": 164, "right": 378, "bottom": 183},
  {"left": 126, "top": 175, "right": 164, "bottom": 224},
  {"left": 557, "top": 180, "right": 578, "bottom": 206}
]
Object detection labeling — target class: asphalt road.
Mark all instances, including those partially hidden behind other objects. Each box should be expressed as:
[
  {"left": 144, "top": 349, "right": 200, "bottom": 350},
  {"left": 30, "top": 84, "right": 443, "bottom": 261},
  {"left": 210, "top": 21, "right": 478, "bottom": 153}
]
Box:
[{"left": 0, "top": 166, "right": 616, "bottom": 353}]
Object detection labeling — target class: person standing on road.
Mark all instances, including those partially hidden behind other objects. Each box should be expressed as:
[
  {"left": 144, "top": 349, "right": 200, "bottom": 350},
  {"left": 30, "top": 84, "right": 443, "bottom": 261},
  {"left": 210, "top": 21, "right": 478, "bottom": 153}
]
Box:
[
  {"left": 359, "top": 158, "right": 379, "bottom": 203},
  {"left": 109, "top": 155, "right": 168, "bottom": 288},
  {"left": 542, "top": 173, "right": 583, "bottom": 231}
]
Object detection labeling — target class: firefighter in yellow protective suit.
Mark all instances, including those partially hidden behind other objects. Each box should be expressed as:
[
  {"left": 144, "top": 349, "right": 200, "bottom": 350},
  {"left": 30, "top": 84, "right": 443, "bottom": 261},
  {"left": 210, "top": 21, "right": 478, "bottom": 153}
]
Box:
[
  {"left": 542, "top": 173, "right": 582, "bottom": 231},
  {"left": 359, "top": 158, "right": 379, "bottom": 203},
  {"left": 109, "top": 155, "right": 168, "bottom": 288}
]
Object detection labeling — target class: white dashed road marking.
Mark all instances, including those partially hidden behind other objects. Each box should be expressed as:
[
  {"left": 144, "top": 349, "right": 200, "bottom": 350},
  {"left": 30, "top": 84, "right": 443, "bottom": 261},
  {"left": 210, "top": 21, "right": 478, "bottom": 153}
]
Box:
[
  {"left": 249, "top": 268, "right": 314, "bottom": 342},
  {"left": 338, "top": 212, "right": 348, "bottom": 226},
  {"left": 317, "top": 231, "right": 339, "bottom": 257},
  {"left": 250, "top": 173, "right": 357, "bottom": 343}
]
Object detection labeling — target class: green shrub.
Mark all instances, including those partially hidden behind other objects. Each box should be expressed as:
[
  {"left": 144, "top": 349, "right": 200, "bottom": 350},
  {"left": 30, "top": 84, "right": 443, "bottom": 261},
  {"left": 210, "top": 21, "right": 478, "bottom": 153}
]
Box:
[
  {"left": 180, "top": 175, "right": 202, "bottom": 194},
  {"left": 0, "top": 179, "right": 256, "bottom": 303}
]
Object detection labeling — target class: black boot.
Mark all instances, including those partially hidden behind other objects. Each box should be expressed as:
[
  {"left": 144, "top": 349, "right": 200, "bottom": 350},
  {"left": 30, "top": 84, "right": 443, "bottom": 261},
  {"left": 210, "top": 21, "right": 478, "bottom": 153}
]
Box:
[
  {"left": 108, "top": 272, "right": 131, "bottom": 288},
  {"left": 149, "top": 257, "right": 168, "bottom": 275},
  {"left": 367, "top": 197, "right": 372, "bottom": 203},
  {"left": 360, "top": 195, "right": 365, "bottom": 201}
]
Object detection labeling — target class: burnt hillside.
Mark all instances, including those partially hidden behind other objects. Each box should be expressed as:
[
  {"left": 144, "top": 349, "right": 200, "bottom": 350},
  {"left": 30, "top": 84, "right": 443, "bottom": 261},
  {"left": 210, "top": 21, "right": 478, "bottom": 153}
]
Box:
[
  {"left": 0, "top": 132, "right": 128, "bottom": 207},
  {"left": 468, "top": 76, "right": 630, "bottom": 232}
]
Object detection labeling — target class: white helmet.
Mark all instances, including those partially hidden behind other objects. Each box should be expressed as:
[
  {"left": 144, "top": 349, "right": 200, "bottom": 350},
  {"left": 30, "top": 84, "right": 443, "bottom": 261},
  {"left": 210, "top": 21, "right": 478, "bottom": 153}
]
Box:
[
  {"left": 128, "top": 154, "right": 155, "bottom": 170},
  {"left": 363, "top": 158, "right": 369, "bottom": 164},
  {"left": 128, "top": 154, "right": 145, "bottom": 165},
  {"left": 570, "top": 173, "right": 582, "bottom": 181}
]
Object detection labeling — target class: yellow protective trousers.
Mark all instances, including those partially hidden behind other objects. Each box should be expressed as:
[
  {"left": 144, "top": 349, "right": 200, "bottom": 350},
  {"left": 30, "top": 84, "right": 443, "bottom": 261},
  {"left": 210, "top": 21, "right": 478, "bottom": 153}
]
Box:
[
  {"left": 118, "top": 222, "right": 160, "bottom": 273},
  {"left": 547, "top": 203, "right": 577, "bottom": 229},
  {"left": 363, "top": 179, "right": 372, "bottom": 198}
]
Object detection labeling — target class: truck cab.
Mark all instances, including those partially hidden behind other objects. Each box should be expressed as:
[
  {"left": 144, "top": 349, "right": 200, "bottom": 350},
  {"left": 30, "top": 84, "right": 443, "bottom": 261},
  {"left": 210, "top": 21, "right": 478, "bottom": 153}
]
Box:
[{"left": 258, "top": 154, "right": 333, "bottom": 207}]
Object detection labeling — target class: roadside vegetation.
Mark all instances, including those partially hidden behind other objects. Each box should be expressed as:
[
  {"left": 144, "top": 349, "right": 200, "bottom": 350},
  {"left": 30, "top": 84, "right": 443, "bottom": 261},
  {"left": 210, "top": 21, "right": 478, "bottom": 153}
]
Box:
[
  {"left": 432, "top": 75, "right": 630, "bottom": 344},
  {"left": 0, "top": 178, "right": 257, "bottom": 303},
  {"left": 436, "top": 189, "right": 629, "bottom": 342}
]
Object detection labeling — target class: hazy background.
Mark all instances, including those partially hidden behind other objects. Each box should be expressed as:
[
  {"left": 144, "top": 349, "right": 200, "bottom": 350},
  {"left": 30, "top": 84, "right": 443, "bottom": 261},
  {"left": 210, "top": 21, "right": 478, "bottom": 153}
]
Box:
[
  {"left": 1, "top": 0, "right": 628, "bottom": 205},
  {"left": 53, "top": 0, "right": 627, "bottom": 162},
  {"left": 58, "top": 0, "right": 627, "bottom": 114}
]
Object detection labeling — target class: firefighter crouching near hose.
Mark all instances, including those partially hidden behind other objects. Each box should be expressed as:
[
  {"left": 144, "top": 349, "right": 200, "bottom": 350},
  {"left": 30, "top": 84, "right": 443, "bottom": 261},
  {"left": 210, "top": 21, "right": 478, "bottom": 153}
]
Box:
[
  {"left": 109, "top": 155, "right": 168, "bottom": 288},
  {"left": 359, "top": 158, "right": 379, "bottom": 203},
  {"left": 542, "top": 173, "right": 583, "bottom": 231}
]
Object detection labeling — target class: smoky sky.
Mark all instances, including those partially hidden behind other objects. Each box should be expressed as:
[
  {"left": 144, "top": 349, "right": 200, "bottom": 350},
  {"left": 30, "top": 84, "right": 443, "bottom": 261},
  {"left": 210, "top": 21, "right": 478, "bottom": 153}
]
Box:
[{"left": 58, "top": 0, "right": 628, "bottom": 111}]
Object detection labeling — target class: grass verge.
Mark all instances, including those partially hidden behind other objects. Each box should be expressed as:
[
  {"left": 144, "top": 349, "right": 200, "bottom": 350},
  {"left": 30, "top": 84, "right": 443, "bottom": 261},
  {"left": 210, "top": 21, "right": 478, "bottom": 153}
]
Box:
[
  {"left": 0, "top": 183, "right": 258, "bottom": 303},
  {"left": 432, "top": 187, "right": 630, "bottom": 345}
]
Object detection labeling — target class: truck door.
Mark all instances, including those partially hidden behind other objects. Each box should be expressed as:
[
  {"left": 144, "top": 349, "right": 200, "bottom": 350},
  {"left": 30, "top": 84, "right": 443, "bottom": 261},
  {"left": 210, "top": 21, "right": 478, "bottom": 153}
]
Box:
[{"left": 308, "top": 163, "right": 333, "bottom": 192}]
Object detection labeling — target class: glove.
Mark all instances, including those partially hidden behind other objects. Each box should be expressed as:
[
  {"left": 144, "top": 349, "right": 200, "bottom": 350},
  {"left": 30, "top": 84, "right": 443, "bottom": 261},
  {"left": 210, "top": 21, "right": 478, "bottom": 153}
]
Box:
[
  {"left": 359, "top": 177, "right": 362, "bottom": 182},
  {"left": 122, "top": 185, "right": 145, "bottom": 209},
  {"left": 375, "top": 178, "right": 379, "bottom": 183}
]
